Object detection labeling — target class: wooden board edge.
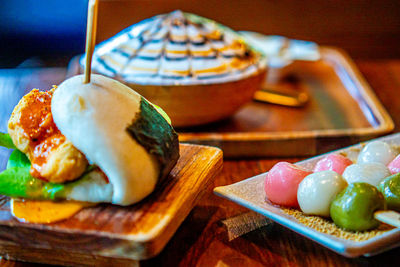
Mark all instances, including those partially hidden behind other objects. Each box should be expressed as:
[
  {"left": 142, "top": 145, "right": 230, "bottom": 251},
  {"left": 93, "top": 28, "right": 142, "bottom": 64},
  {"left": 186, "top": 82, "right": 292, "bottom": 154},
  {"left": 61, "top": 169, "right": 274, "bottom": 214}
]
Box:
[
  {"left": 139, "top": 144, "right": 223, "bottom": 259},
  {"left": 0, "top": 243, "right": 139, "bottom": 267},
  {"left": 320, "top": 46, "right": 395, "bottom": 133}
]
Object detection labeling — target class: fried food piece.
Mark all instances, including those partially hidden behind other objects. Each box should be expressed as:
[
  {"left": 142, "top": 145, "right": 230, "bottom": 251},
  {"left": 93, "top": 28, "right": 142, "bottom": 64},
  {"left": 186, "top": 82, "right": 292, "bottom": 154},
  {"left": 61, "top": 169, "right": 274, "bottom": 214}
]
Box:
[{"left": 8, "top": 88, "right": 88, "bottom": 183}]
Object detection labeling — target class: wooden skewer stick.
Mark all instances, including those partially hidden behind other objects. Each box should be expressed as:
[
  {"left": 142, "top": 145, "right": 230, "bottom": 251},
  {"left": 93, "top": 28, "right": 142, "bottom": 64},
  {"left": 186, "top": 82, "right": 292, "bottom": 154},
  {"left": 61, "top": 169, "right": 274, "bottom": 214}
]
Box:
[
  {"left": 83, "top": 0, "right": 99, "bottom": 84},
  {"left": 374, "top": 210, "right": 400, "bottom": 228},
  {"left": 253, "top": 88, "right": 309, "bottom": 107}
]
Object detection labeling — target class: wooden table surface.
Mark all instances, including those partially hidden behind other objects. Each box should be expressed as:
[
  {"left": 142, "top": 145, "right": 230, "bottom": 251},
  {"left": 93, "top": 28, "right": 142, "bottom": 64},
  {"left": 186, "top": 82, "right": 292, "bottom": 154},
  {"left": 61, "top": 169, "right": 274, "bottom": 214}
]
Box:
[{"left": 1, "top": 60, "right": 400, "bottom": 266}]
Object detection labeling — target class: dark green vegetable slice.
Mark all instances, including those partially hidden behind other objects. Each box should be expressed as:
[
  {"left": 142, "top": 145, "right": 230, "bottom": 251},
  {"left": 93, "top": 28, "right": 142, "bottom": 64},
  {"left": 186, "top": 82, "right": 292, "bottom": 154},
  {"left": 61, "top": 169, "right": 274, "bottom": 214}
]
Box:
[{"left": 126, "top": 97, "right": 179, "bottom": 180}]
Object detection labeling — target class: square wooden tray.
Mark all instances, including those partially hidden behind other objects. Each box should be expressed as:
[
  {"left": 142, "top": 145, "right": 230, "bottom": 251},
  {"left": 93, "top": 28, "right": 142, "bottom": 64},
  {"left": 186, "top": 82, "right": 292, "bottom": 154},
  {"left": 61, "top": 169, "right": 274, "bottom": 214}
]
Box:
[
  {"left": 178, "top": 47, "right": 394, "bottom": 157},
  {"left": 0, "top": 144, "right": 222, "bottom": 266}
]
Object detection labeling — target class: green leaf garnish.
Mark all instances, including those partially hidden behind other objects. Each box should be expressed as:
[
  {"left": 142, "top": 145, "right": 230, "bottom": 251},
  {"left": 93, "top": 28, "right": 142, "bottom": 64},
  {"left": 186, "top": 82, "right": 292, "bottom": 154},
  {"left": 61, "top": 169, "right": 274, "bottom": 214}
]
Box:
[
  {"left": 7, "top": 149, "right": 30, "bottom": 169},
  {"left": 0, "top": 167, "right": 65, "bottom": 200},
  {"left": 0, "top": 131, "right": 102, "bottom": 200},
  {"left": 0, "top": 132, "right": 16, "bottom": 149},
  {"left": 0, "top": 145, "right": 98, "bottom": 200}
]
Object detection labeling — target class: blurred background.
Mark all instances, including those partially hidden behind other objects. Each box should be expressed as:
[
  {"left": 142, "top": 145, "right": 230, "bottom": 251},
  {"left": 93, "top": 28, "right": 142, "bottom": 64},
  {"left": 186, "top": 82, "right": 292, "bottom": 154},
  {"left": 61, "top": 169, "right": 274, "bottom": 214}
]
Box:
[{"left": 1, "top": 0, "right": 400, "bottom": 68}]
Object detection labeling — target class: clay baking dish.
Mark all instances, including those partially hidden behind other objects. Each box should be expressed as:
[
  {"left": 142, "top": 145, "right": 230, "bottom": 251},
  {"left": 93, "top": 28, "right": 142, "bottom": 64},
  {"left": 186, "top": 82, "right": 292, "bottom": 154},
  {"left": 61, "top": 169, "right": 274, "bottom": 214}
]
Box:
[{"left": 79, "top": 10, "right": 267, "bottom": 127}]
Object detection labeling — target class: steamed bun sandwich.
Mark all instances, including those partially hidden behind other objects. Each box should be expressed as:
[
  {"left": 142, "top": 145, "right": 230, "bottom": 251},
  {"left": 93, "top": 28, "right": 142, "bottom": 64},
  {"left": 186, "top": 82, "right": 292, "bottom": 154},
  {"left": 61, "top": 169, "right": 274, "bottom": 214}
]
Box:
[
  {"left": 80, "top": 10, "right": 267, "bottom": 127},
  {"left": 0, "top": 74, "right": 179, "bottom": 223}
]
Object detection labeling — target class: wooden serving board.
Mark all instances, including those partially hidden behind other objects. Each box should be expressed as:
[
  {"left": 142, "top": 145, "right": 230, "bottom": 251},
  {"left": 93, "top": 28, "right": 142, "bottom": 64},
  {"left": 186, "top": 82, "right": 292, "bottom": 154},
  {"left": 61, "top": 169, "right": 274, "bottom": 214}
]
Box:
[
  {"left": 0, "top": 144, "right": 223, "bottom": 266},
  {"left": 67, "top": 47, "right": 394, "bottom": 158}
]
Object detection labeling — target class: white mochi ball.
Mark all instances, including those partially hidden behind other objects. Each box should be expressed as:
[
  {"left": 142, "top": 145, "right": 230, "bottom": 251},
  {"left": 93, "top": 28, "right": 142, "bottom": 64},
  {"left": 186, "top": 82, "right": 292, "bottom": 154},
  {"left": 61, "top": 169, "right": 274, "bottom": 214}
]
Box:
[
  {"left": 297, "top": 171, "right": 347, "bottom": 217},
  {"left": 342, "top": 162, "right": 391, "bottom": 186},
  {"left": 357, "top": 141, "right": 396, "bottom": 165}
]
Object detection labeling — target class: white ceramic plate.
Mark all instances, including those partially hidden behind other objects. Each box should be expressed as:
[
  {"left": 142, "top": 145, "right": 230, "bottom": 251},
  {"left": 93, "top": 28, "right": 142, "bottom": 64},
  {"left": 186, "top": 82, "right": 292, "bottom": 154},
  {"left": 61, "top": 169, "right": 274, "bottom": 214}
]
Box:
[{"left": 214, "top": 133, "right": 400, "bottom": 257}]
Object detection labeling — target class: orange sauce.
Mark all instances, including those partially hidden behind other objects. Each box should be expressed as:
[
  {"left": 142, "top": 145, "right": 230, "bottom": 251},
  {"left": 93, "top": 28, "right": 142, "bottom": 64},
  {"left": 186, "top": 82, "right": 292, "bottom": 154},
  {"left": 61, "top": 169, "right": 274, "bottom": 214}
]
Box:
[
  {"left": 30, "top": 134, "right": 65, "bottom": 179},
  {"left": 18, "top": 89, "right": 65, "bottom": 180},
  {"left": 195, "top": 64, "right": 228, "bottom": 75},
  {"left": 11, "top": 198, "right": 94, "bottom": 224},
  {"left": 164, "top": 69, "right": 190, "bottom": 75},
  {"left": 206, "top": 30, "right": 221, "bottom": 40},
  {"left": 216, "top": 40, "right": 245, "bottom": 52},
  {"left": 19, "top": 89, "right": 57, "bottom": 140},
  {"left": 165, "top": 50, "right": 187, "bottom": 55},
  {"left": 191, "top": 50, "right": 215, "bottom": 57}
]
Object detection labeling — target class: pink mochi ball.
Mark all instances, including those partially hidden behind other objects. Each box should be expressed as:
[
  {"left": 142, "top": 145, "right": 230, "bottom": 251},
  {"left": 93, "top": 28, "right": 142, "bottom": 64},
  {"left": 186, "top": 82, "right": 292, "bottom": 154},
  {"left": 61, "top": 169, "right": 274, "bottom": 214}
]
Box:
[
  {"left": 264, "top": 162, "right": 312, "bottom": 208},
  {"left": 313, "top": 154, "right": 353, "bottom": 175},
  {"left": 388, "top": 155, "right": 400, "bottom": 174}
]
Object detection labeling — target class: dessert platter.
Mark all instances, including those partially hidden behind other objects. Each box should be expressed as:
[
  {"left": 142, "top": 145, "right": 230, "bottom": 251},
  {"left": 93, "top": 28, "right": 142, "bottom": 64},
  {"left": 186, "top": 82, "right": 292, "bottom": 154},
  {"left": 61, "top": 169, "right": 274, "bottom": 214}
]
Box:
[{"left": 214, "top": 133, "right": 400, "bottom": 257}]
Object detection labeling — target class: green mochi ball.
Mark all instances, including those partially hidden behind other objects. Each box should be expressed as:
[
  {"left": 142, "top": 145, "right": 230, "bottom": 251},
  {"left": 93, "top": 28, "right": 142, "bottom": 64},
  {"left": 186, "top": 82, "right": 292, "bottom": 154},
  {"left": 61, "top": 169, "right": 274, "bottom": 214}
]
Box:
[
  {"left": 330, "top": 183, "right": 386, "bottom": 231},
  {"left": 377, "top": 173, "right": 400, "bottom": 211}
]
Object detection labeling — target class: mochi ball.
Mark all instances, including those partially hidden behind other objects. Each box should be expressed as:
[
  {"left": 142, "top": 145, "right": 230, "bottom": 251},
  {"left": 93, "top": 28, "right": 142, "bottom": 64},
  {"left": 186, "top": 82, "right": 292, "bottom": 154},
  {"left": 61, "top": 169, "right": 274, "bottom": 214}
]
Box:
[
  {"left": 343, "top": 162, "right": 391, "bottom": 186},
  {"left": 313, "top": 154, "right": 353, "bottom": 175},
  {"left": 388, "top": 155, "right": 400, "bottom": 174},
  {"left": 330, "top": 183, "right": 385, "bottom": 231},
  {"left": 264, "top": 162, "right": 312, "bottom": 208},
  {"left": 357, "top": 141, "right": 396, "bottom": 165},
  {"left": 297, "top": 171, "right": 347, "bottom": 217}
]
